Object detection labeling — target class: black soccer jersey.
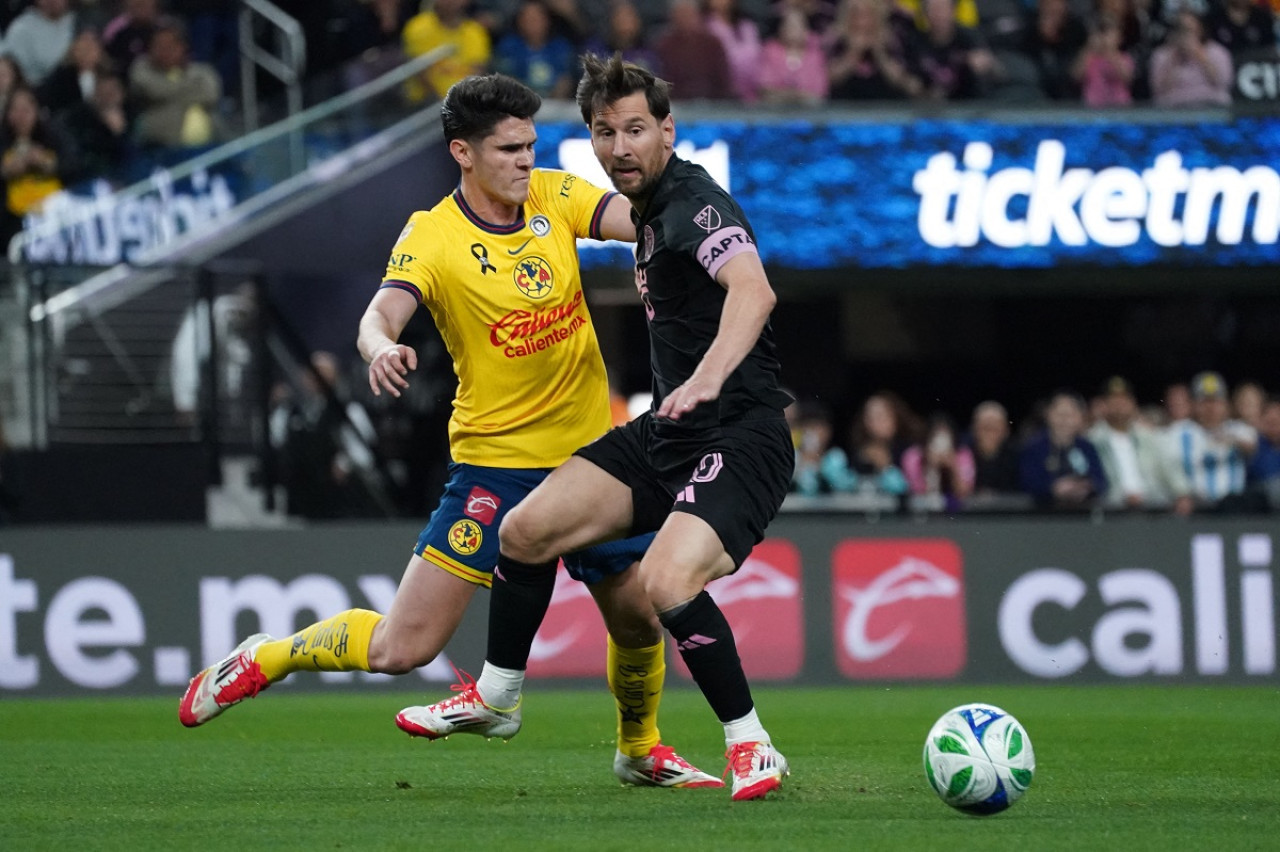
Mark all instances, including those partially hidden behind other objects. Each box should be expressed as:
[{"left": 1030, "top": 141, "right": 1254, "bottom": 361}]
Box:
[{"left": 631, "top": 155, "right": 791, "bottom": 429}]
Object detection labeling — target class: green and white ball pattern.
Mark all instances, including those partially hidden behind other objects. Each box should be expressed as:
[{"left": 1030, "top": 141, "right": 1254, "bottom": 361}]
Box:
[{"left": 923, "top": 703, "right": 1035, "bottom": 815}]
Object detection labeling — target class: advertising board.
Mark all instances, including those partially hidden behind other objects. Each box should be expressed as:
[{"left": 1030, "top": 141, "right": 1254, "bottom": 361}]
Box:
[{"left": 4, "top": 517, "right": 1276, "bottom": 697}]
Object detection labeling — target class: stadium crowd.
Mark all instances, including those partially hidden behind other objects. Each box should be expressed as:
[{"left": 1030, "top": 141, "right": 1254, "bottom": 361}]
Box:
[
  {"left": 2, "top": 0, "right": 1276, "bottom": 233},
  {"left": 783, "top": 370, "right": 1280, "bottom": 515},
  {"left": 2, "top": 1, "right": 1277, "bottom": 521},
  {"left": 384, "top": 0, "right": 1280, "bottom": 106}
]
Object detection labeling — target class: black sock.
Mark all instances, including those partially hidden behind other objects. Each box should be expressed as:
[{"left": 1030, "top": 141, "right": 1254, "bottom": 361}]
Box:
[
  {"left": 486, "top": 552, "right": 558, "bottom": 670},
  {"left": 658, "top": 590, "right": 753, "bottom": 723}
]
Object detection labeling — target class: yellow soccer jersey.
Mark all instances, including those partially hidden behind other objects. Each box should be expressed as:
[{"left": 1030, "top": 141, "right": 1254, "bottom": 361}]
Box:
[
  {"left": 382, "top": 169, "right": 619, "bottom": 468},
  {"left": 401, "top": 12, "right": 492, "bottom": 103}
]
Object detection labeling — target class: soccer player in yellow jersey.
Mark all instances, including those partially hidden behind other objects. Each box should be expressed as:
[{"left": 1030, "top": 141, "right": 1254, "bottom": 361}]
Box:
[{"left": 179, "top": 74, "right": 721, "bottom": 789}]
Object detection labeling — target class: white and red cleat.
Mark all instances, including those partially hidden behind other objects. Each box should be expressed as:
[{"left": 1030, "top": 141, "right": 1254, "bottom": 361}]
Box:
[
  {"left": 178, "top": 633, "right": 272, "bottom": 727},
  {"left": 724, "top": 741, "right": 789, "bottom": 801},
  {"left": 613, "top": 743, "right": 725, "bottom": 788},
  {"left": 395, "top": 676, "right": 522, "bottom": 741}
]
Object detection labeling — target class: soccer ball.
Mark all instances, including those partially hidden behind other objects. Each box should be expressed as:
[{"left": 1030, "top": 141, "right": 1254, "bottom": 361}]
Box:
[{"left": 923, "top": 703, "right": 1035, "bottom": 816}]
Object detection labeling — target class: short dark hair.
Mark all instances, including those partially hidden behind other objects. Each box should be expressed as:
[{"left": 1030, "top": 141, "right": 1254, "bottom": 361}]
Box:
[
  {"left": 575, "top": 52, "right": 671, "bottom": 126},
  {"left": 440, "top": 74, "right": 541, "bottom": 144}
]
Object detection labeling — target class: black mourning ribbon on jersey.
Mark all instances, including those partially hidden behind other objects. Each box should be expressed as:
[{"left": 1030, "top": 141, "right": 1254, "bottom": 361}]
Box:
[{"left": 471, "top": 243, "right": 497, "bottom": 275}]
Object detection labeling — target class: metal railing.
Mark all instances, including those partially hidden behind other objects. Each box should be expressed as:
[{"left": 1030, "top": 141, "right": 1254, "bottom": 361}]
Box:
[
  {"left": 15, "top": 43, "right": 455, "bottom": 327},
  {"left": 238, "top": 0, "right": 306, "bottom": 165},
  {"left": 3, "top": 40, "right": 458, "bottom": 518}
]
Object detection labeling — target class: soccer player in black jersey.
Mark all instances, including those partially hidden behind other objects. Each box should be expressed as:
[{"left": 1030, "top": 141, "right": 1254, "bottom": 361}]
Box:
[{"left": 406, "top": 55, "right": 794, "bottom": 800}]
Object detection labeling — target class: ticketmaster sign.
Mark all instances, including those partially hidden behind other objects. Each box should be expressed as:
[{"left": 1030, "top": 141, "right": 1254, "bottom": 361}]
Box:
[
  {"left": 3, "top": 518, "right": 1277, "bottom": 696},
  {"left": 543, "top": 113, "right": 1280, "bottom": 270}
]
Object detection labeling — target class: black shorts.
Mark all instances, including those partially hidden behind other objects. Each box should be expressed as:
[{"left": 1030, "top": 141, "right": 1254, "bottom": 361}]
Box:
[{"left": 575, "top": 410, "right": 794, "bottom": 568}]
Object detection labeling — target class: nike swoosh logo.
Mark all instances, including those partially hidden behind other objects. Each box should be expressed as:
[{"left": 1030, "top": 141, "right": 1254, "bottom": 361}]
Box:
[{"left": 507, "top": 238, "right": 533, "bottom": 255}]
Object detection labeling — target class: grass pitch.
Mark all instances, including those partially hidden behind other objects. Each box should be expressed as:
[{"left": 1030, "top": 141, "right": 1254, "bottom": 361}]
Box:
[{"left": 3, "top": 684, "right": 1277, "bottom": 851}]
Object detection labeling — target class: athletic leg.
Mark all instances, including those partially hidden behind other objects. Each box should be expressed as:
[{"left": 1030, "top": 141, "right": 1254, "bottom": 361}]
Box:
[
  {"left": 591, "top": 565, "right": 724, "bottom": 789},
  {"left": 474, "top": 456, "right": 634, "bottom": 708},
  {"left": 179, "top": 556, "right": 478, "bottom": 727},
  {"left": 393, "top": 455, "right": 634, "bottom": 738},
  {"left": 181, "top": 462, "right": 514, "bottom": 728},
  {"left": 646, "top": 518, "right": 787, "bottom": 801}
]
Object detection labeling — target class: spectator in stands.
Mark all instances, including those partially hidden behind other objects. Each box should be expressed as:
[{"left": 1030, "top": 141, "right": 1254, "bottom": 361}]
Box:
[
  {"left": 1149, "top": 9, "right": 1233, "bottom": 106},
  {"left": 1232, "top": 379, "right": 1266, "bottom": 430},
  {"left": 757, "top": 6, "right": 831, "bottom": 103},
  {"left": 1166, "top": 371, "right": 1258, "bottom": 510},
  {"left": 170, "top": 282, "right": 256, "bottom": 428},
  {"left": 790, "top": 399, "right": 861, "bottom": 495},
  {"left": 654, "top": 0, "right": 735, "bottom": 100},
  {"left": 4, "top": 0, "right": 76, "bottom": 87},
  {"left": 1025, "top": 0, "right": 1088, "bottom": 99},
  {"left": 39, "top": 27, "right": 113, "bottom": 118},
  {"left": 915, "top": 0, "right": 1002, "bottom": 99},
  {"left": 476, "top": 0, "right": 597, "bottom": 43},
  {"left": 583, "top": 1, "right": 660, "bottom": 72},
  {"left": 1205, "top": 0, "right": 1277, "bottom": 56},
  {"left": 473, "top": 0, "right": 515, "bottom": 34},
  {"left": 347, "top": 0, "right": 416, "bottom": 53},
  {"left": 1088, "top": 376, "right": 1193, "bottom": 514},
  {"left": 828, "top": 0, "right": 925, "bottom": 100},
  {"left": 1163, "top": 379, "right": 1192, "bottom": 424},
  {"left": 332, "top": 0, "right": 415, "bottom": 93},
  {"left": 57, "top": 70, "right": 131, "bottom": 183},
  {"left": 763, "top": 0, "right": 839, "bottom": 39},
  {"left": 1019, "top": 390, "right": 1108, "bottom": 509},
  {"left": 103, "top": 0, "right": 162, "bottom": 79},
  {"left": 1072, "top": 14, "right": 1135, "bottom": 105},
  {"left": 0, "top": 85, "right": 73, "bottom": 245},
  {"left": 170, "top": 1, "right": 240, "bottom": 96},
  {"left": 972, "top": 0, "right": 1046, "bottom": 101},
  {"left": 901, "top": 411, "right": 975, "bottom": 510},
  {"left": 1151, "top": 0, "right": 1212, "bottom": 37},
  {"left": 705, "top": 0, "right": 764, "bottom": 102},
  {"left": 1096, "top": 0, "right": 1150, "bottom": 51},
  {"left": 129, "top": 19, "right": 226, "bottom": 151},
  {"left": 493, "top": 0, "right": 576, "bottom": 98},
  {"left": 966, "top": 399, "right": 1022, "bottom": 495},
  {"left": 270, "top": 351, "right": 380, "bottom": 520},
  {"left": 538, "top": 0, "right": 597, "bottom": 44},
  {"left": 899, "top": 0, "right": 979, "bottom": 29},
  {"left": 849, "top": 391, "right": 915, "bottom": 496},
  {"left": 402, "top": 0, "right": 491, "bottom": 103},
  {"left": 975, "top": 0, "right": 1031, "bottom": 50},
  {"left": 0, "top": 55, "right": 24, "bottom": 120},
  {"left": 1247, "top": 397, "right": 1280, "bottom": 509}
]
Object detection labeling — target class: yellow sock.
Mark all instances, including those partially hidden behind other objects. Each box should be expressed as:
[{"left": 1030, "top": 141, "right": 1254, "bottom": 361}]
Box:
[
  {"left": 255, "top": 609, "right": 383, "bottom": 682},
  {"left": 608, "top": 635, "right": 664, "bottom": 758}
]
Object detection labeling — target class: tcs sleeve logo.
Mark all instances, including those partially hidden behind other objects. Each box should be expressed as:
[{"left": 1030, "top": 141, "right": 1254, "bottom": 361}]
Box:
[{"left": 832, "top": 539, "right": 967, "bottom": 679}]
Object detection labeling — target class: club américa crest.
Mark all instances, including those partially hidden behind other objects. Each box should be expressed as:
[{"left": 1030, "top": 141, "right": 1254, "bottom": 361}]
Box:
[
  {"left": 448, "top": 519, "right": 483, "bottom": 555},
  {"left": 514, "top": 256, "right": 554, "bottom": 299}
]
